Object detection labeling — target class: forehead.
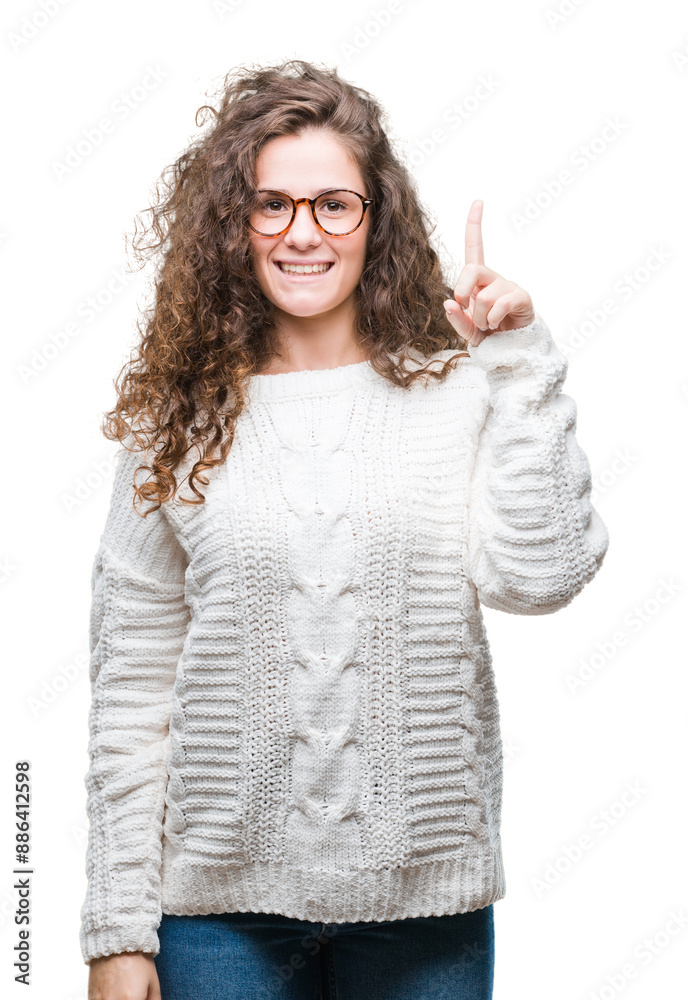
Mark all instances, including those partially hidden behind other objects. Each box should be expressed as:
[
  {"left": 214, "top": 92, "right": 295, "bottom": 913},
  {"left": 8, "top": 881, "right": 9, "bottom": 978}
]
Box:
[{"left": 254, "top": 130, "right": 364, "bottom": 196}]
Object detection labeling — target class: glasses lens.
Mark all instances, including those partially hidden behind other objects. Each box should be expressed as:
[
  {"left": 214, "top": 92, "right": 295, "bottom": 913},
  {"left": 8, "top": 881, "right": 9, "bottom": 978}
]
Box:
[
  {"left": 249, "top": 191, "right": 364, "bottom": 235},
  {"left": 314, "top": 190, "right": 364, "bottom": 234},
  {"left": 250, "top": 192, "right": 293, "bottom": 236}
]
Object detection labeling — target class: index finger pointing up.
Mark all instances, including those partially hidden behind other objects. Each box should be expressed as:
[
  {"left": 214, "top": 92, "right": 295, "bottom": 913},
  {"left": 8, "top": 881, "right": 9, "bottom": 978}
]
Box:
[{"left": 465, "top": 199, "right": 485, "bottom": 266}]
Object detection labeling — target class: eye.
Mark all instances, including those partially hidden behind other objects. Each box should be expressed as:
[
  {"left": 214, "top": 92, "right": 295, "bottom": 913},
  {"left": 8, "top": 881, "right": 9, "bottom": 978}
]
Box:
[{"left": 263, "top": 198, "right": 288, "bottom": 213}]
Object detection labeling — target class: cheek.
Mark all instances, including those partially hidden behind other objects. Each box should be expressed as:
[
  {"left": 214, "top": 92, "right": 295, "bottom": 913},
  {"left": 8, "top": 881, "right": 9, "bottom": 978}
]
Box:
[
  {"left": 248, "top": 242, "right": 271, "bottom": 281},
  {"left": 340, "top": 224, "right": 367, "bottom": 264},
  {"left": 342, "top": 241, "right": 367, "bottom": 281}
]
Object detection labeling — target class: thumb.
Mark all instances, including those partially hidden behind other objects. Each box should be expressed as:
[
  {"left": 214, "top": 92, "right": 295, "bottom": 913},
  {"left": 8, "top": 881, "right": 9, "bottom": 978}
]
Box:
[{"left": 443, "top": 299, "right": 474, "bottom": 344}]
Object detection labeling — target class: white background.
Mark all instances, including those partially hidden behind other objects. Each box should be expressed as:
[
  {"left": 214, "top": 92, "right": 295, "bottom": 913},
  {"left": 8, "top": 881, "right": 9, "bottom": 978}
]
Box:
[{"left": 2, "top": 0, "right": 687, "bottom": 997}]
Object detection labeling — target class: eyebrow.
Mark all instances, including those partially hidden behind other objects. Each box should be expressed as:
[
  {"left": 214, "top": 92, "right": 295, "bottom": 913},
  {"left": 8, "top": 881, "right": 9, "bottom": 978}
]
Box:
[{"left": 257, "top": 187, "right": 349, "bottom": 197}]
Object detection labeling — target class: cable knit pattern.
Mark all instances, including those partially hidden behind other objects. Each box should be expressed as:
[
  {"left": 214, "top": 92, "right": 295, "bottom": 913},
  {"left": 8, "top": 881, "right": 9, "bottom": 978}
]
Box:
[{"left": 79, "top": 311, "right": 609, "bottom": 963}]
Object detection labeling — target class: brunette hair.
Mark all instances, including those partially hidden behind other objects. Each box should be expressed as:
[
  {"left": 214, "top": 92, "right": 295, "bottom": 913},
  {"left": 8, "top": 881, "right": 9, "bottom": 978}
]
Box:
[{"left": 103, "top": 57, "right": 469, "bottom": 511}]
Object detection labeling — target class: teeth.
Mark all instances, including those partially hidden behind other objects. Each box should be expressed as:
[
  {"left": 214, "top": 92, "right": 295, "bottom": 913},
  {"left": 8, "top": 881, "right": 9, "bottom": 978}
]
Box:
[{"left": 278, "top": 262, "right": 332, "bottom": 274}]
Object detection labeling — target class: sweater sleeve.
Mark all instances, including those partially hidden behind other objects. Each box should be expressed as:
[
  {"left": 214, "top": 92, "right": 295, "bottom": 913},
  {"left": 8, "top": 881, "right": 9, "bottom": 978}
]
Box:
[
  {"left": 465, "top": 310, "right": 609, "bottom": 614},
  {"left": 79, "top": 442, "right": 191, "bottom": 964}
]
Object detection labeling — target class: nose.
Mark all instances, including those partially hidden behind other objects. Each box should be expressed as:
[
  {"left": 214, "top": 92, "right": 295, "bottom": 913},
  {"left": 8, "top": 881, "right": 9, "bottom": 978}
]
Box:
[{"left": 284, "top": 201, "right": 322, "bottom": 244}]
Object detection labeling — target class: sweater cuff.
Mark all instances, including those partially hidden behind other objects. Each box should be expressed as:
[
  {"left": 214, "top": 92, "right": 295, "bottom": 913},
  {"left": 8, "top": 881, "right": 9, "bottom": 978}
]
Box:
[
  {"left": 79, "top": 920, "right": 160, "bottom": 965},
  {"left": 466, "top": 310, "right": 553, "bottom": 366},
  {"left": 465, "top": 311, "right": 566, "bottom": 400}
]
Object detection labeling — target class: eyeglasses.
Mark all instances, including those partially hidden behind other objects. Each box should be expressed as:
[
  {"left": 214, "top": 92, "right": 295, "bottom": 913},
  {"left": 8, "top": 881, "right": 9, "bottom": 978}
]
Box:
[{"left": 248, "top": 188, "right": 374, "bottom": 238}]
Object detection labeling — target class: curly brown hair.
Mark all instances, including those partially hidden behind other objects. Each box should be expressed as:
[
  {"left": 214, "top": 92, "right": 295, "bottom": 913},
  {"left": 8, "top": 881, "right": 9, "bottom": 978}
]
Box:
[{"left": 103, "top": 57, "right": 470, "bottom": 512}]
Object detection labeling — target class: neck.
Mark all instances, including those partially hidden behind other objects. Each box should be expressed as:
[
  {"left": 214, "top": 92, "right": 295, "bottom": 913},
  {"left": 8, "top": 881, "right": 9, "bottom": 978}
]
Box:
[{"left": 261, "top": 299, "right": 368, "bottom": 374}]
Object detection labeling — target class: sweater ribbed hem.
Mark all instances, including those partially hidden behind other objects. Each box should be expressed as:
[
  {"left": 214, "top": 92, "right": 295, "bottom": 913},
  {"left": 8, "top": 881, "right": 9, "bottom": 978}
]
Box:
[{"left": 160, "top": 841, "right": 506, "bottom": 924}]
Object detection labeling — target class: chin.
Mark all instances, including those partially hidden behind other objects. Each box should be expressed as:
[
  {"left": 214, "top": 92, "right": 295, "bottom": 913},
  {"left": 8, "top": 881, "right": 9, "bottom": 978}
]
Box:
[{"left": 275, "top": 299, "right": 340, "bottom": 317}]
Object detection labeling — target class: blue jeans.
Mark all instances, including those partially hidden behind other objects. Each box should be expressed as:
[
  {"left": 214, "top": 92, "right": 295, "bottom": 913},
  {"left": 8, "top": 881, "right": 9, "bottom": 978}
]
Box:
[{"left": 154, "top": 905, "right": 494, "bottom": 999}]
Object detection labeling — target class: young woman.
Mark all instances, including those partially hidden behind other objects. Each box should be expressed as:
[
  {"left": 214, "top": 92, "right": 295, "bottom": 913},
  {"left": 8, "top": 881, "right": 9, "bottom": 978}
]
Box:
[{"left": 80, "top": 59, "right": 609, "bottom": 1000}]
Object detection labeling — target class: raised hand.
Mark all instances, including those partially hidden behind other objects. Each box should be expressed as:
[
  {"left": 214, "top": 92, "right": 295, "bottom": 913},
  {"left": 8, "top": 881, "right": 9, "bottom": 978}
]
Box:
[{"left": 443, "top": 200, "right": 535, "bottom": 347}]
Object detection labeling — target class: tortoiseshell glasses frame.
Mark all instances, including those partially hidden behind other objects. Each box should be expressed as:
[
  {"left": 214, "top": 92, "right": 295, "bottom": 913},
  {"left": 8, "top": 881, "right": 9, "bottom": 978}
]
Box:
[{"left": 248, "top": 188, "right": 374, "bottom": 238}]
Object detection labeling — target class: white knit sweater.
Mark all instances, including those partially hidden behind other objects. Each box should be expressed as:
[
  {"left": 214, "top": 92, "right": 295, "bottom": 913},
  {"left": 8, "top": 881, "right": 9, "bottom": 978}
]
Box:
[{"left": 79, "top": 311, "right": 609, "bottom": 964}]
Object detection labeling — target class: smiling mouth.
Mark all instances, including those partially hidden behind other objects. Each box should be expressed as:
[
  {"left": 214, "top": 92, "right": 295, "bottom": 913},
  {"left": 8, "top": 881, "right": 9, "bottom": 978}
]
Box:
[{"left": 274, "top": 261, "right": 334, "bottom": 277}]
